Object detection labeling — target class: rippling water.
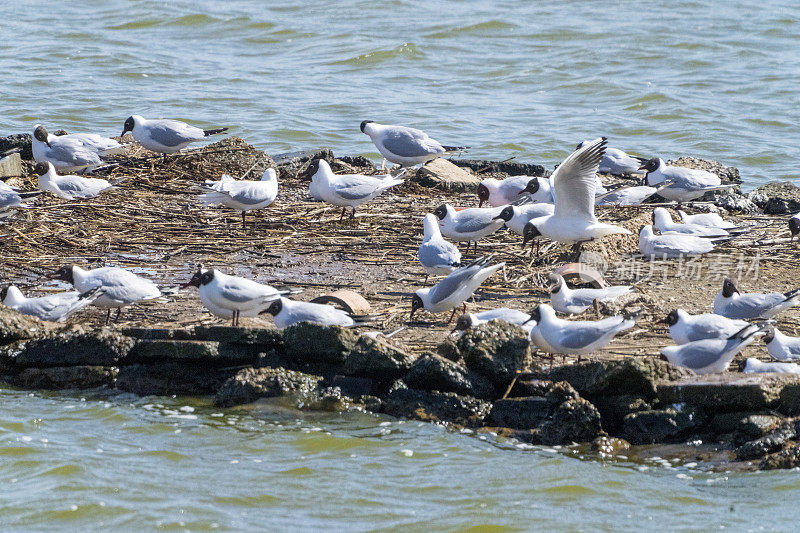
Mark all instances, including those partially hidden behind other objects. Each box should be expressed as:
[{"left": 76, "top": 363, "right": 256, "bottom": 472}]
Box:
[{"left": 3, "top": 0, "right": 800, "bottom": 528}]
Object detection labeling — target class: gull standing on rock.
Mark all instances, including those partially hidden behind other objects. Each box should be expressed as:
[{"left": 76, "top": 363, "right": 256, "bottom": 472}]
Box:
[
  {"left": 652, "top": 207, "right": 729, "bottom": 237},
  {"left": 1, "top": 285, "right": 104, "bottom": 322},
  {"left": 261, "top": 297, "right": 356, "bottom": 329},
  {"left": 418, "top": 213, "right": 462, "bottom": 281},
  {"left": 518, "top": 138, "right": 631, "bottom": 253},
  {"left": 576, "top": 140, "right": 646, "bottom": 176},
  {"left": 477, "top": 175, "right": 532, "bottom": 207},
  {"left": 434, "top": 203, "right": 508, "bottom": 253},
  {"left": 661, "top": 309, "right": 750, "bottom": 344},
  {"left": 182, "top": 266, "right": 298, "bottom": 326},
  {"left": 713, "top": 278, "right": 800, "bottom": 320},
  {"left": 638, "top": 225, "right": 717, "bottom": 259},
  {"left": 49, "top": 264, "right": 162, "bottom": 324},
  {"left": 524, "top": 303, "right": 635, "bottom": 357},
  {"left": 548, "top": 274, "right": 633, "bottom": 315},
  {"left": 304, "top": 159, "right": 404, "bottom": 220},
  {"left": 360, "top": 121, "right": 466, "bottom": 168},
  {"left": 678, "top": 209, "right": 737, "bottom": 230},
  {"left": 199, "top": 168, "right": 278, "bottom": 229},
  {"left": 640, "top": 158, "right": 734, "bottom": 205},
  {"left": 121, "top": 115, "right": 228, "bottom": 161},
  {"left": 32, "top": 124, "right": 124, "bottom": 173},
  {"left": 764, "top": 327, "right": 800, "bottom": 362},
  {"left": 661, "top": 324, "right": 763, "bottom": 374},
  {"left": 35, "top": 162, "right": 117, "bottom": 200},
  {"left": 410, "top": 256, "right": 505, "bottom": 323},
  {"left": 492, "top": 203, "right": 554, "bottom": 236}
]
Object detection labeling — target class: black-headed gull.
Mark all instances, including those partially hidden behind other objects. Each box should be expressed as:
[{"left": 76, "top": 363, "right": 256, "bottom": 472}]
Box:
[
  {"left": 638, "top": 225, "right": 717, "bottom": 258},
  {"left": 661, "top": 309, "right": 749, "bottom": 344},
  {"left": 121, "top": 115, "right": 228, "bottom": 161},
  {"left": 713, "top": 278, "right": 800, "bottom": 320},
  {"left": 418, "top": 213, "right": 462, "bottom": 281},
  {"left": 743, "top": 358, "right": 800, "bottom": 374},
  {"left": 477, "top": 175, "right": 531, "bottom": 207},
  {"left": 661, "top": 324, "right": 762, "bottom": 374},
  {"left": 360, "top": 121, "right": 466, "bottom": 167},
  {"left": 640, "top": 158, "right": 734, "bottom": 205},
  {"left": 595, "top": 185, "right": 658, "bottom": 206},
  {"left": 199, "top": 168, "right": 278, "bottom": 229},
  {"left": 182, "top": 266, "right": 297, "bottom": 326},
  {"left": 32, "top": 124, "right": 124, "bottom": 173},
  {"left": 652, "top": 207, "right": 729, "bottom": 237},
  {"left": 49, "top": 264, "right": 162, "bottom": 324},
  {"left": 548, "top": 274, "right": 632, "bottom": 315},
  {"left": 451, "top": 307, "right": 532, "bottom": 333},
  {"left": 410, "top": 256, "right": 504, "bottom": 323},
  {"left": 1, "top": 285, "right": 104, "bottom": 322},
  {"left": 35, "top": 162, "right": 116, "bottom": 200},
  {"left": 518, "top": 138, "right": 631, "bottom": 251},
  {"left": 790, "top": 213, "right": 800, "bottom": 242},
  {"left": 433, "top": 204, "right": 507, "bottom": 252},
  {"left": 519, "top": 177, "right": 555, "bottom": 204},
  {"left": 764, "top": 327, "right": 800, "bottom": 362},
  {"left": 577, "top": 140, "right": 646, "bottom": 176},
  {"left": 304, "top": 159, "right": 404, "bottom": 220},
  {"left": 493, "top": 202, "right": 554, "bottom": 236},
  {"left": 678, "top": 209, "right": 737, "bottom": 230},
  {"left": 524, "top": 303, "right": 634, "bottom": 356},
  {"left": 261, "top": 297, "right": 355, "bottom": 329}
]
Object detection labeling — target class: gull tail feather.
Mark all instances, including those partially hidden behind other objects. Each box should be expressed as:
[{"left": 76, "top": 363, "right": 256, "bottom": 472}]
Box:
[{"left": 203, "top": 127, "right": 229, "bottom": 137}]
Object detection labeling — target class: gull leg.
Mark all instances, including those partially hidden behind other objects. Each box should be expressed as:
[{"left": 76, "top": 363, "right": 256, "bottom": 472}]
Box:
[
  {"left": 424, "top": 274, "right": 429, "bottom": 284},
  {"left": 462, "top": 302, "right": 467, "bottom": 315},
  {"left": 105, "top": 309, "right": 111, "bottom": 326},
  {"left": 446, "top": 307, "right": 458, "bottom": 324},
  {"left": 163, "top": 153, "right": 167, "bottom": 164},
  {"left": 114, "top": 308, "right": 122, "bottom": 323},
  {"left": 350, "top": 206, "right": 356, "bottom": 219},
  {"left": 339, "top": 207, "right": 346, "bottom": 222},
  {"left": 380, "top": 159, "right": 387, "bottom": 171},
  {"left": 241, "top": 212, "right": 246, "bottom": 230}
]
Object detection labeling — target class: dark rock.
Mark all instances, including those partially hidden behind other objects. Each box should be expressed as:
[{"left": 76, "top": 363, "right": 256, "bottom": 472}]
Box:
[
  {"left": 711, "top": 412, "right": 784, "bottom": 443},
  {"left": 450, "top": 158, "right": 548, "bottom": 177},
  {"left": 120, "top": 327, "right": 197, "bottom": 341},
  {"left": 539, "top": 396, "right": 603, "bottom": 445},
  {"left": 343, "top": 336, "right": 415, "bottom": 380},
  {"left": 0, "top": 134, "right": 32, "bottom": 161},
  {"left": 458, "top": 322, "right": 532, "bottom": 388},
  {"left": 298, "top": 386, "right": 352, "bottom": 412},
  {"left": 283, "top": 323, "right": 358, "bottom": 366},
  {"left": 622, "top": 406, "right": 706, "bottom": 445},
  {"left": 10, "top": 366, "right": 116, "bottom": 389},
  {"left": 591, "top": 395, "right": 652, "bottom": 433},
  {"left": 779, "top": 383, "right": 800, "bottom": 416},
  {"left": 382, "top": 386, "right": 491, "bottom": 427},
  {"left": 356, "top": 395, "right": 383, "bottom": 413},
  {"left": 507, "top": 379, "right": 554, "bottom": 398},
  {"left": 712, "top": 192, "right": 759, "bottom": 214},
  {"left": 545, "top": 381, "right": 581, "bottom": 406},
  {"left": 750, "top": 181, "right": 800, "bottom": 214},
  {"left": 192, "top": 326, "right": 283, "bottom": 348},
  {"left": 591, "top": 436, "right": 631, "bottom": 454},
  {"left": 435, "top": 338, "right": 461, "bottom": 362},
  {"left": 657, "top": 374, "right": 800, "bottom": 412},
  {"left": 404, "top": 352, "right": 494, "bottom": 399},
  {"left": 116, "top": 362, "right": 238, "bottom": 396},
  {"left": 550, "top": 357, "right": 692, "bottom": 399},
  {"left": 736, "top": 420, "right": 799, "bottom": 460},
  {"left": 488, "top": 397, "right": 550, "bottom": 429},
  {"left": 0, "top": 307, "right": 52, "bottom": 345},
  {"left": 479, "top": 426, "right": 541, "bottom": 444},
  {"left": 214, "top": 367, "right": 323, "bottom": 407},
  {"left": 327, "top": 375, "right": 373, "bottom": 397},
  {"left": 127, "top": 340, "right": 219, "bottom": 363},
  {"left": 338, "top": 155, "right": 374, "bottom": 168},
  {"left": 273, "top": 147, "right": 334, "bottom": 168},
  {"left": 760, "top": 444, "right": 800, "bottom": 470},
  {"left": 16, "top": 330, "right": 134, "bottom": 367}
]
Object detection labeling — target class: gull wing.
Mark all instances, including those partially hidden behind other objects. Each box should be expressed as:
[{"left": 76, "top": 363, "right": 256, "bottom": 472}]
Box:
[{"left": 551, "top": 137, "right": 606, "bottom": 221}]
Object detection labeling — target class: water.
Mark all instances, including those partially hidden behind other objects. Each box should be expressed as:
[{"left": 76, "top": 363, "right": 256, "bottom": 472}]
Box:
[{"left": 3, "top": 0, "right": 800, "bottom": 529}]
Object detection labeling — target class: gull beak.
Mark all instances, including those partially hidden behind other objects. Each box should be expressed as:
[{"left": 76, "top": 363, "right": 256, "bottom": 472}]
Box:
[
  {"left": 637, "top": 163, "right": 647, "bottom": 171},
  {"left": 547, "top": 284, "right": 556, "bottom": 293},
  {"left": 491, "top": 214, "right": 503, "bottom": 221},
  {"left": 45, "top": 140, "right": 52, "bottom": 148}
]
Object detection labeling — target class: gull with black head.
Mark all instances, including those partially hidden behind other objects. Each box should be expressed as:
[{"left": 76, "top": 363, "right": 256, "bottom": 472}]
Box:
[
  {"left": 121, "top": 115, "right": 228, "bottom": 162},
  {"left": 360, "top": 121, "right": 467, "bottom": 168},
  {"left": 713, "top": 278, "right": 800, "bottom": 320}
]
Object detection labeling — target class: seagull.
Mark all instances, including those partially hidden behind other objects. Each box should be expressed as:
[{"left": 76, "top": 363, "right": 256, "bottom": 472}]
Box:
[
  {"left": 640, "top": 158, "right": 734, "bottom": 205},
  {"left": 0, "top": 181, "right": 39, "bottom": 212},
  {"left": 35, "top": 162, "right": 117, "bottom": 200},
  {"left": 790, "top": 213, "right": 800, "bottom": 242},
  {"left": 652, "top": 207, "right": 729, "bottom": 237},
  {"left": 524, "top": 303, "right": 634, "bottom": 357},
  {"left": 764, "top": 327, "right": 800, "bottom": 361},
  {"left": 576, "top": 140, "right": 646, "bottom": 175},
  {"left": 713, "top": 278, "right": 800, "bottom": 320},
  {"left": 595, "top": 185, "right": 658, "bottom": 206},
  {"left": 261, "top": 297, "right": 355, "bottom": 329},
  {"left": 518, "top": 176, "right": 555, "bottom": 204},
  {"left": 182, "top": 266, "right": 298, "bottom": 326},
  {"left": 660, "top": 309, "right": 750, "bottom": 344},
  {"left": 410, "top": 256, "right": 504, "bottom": 323},
  {"left": 517, "top": 138, "right": 631, "bottom": 252},
  {"left": 548, "top": 274, "right": 633, "bottom": 315},
  {"left": 743, "top": 358, "right": 800, "bottom": 374},
  {"left": 32, "top": 124, "right": 124, "bottom": 173},
  {"left": 360, "top": 121, "right": 466, "bottom": 167},
  {"left": 49, "top": 264, "right": 162, "bottom": 324},
  {"left": 199, "top": 168, "right": 278, "bottom": 229},
  {"left": 661, "top": 324, "right": 763, "bottom": 374},
  {"left": 492, "top": 202, "right": 554, "bottom": 236},
  {"left": 477, "top": 175, "right": 531, "bottom": 207},
  {"left": 304, "top": 159, "right": 404, "bottom": 220},
  {"left": 1, "top": 285, "right": 104, "bottom": 322},
  {"left": 678, "top": 209, "right": 737, "bottom": 230},
  {"left": 418, "top": 213, "right": 462, "bottom": 281},
  {"left": 451, "top": 308, "right": 533, "bottom": 333},
  {"left": 638, "top": 225, "right": 717, "bottom": 258},
  {"left": 433, "top": 204, "right": 507, "bottom": 252},
  {"left": 121, "top": 115, "right": 228, "bottom": 161}
]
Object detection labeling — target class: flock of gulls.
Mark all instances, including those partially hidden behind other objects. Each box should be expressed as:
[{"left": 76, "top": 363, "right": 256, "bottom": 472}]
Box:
[{"left": 1, "top": 116, "right": 800, "bottom": 378}]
